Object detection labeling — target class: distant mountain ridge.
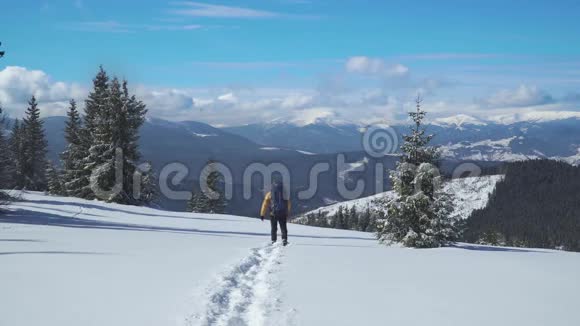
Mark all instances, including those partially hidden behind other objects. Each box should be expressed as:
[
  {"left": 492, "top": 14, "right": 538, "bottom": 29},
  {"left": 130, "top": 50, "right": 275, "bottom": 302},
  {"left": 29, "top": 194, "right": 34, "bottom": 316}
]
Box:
[
  {"left": 41, "top": 116, "right": 398, "bottom": 215},
  {"left": 224, "top": 113, "right": 580, "bottom": 162},
  {"left": 34, "top": 112, "right": 580, "bottom": 215}
]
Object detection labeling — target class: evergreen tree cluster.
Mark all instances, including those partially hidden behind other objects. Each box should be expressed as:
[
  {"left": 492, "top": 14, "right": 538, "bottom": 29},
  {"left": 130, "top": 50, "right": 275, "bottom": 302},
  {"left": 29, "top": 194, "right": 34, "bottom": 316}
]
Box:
[
  {"left": 296, "top": 205, "right": 382, "bottom": 232},
  {"left": 463, "top": 159, "right": 580, "bottom": 252},
  {"left": 0, "top": 98, "right": 49, "bottom": 193},
  {"left": 0, "top": 105, "right": 11, "bottom": 188},
  {"left": 188, "top": 161, "right": 227, "bottom": 214},
  {"left": 55, "top": 67, "right": 154, "bottom": 204},
  {"left": 0, "top": 66, "right": 154, "bottom": 206},
  {"left": 0, "top": 105, "right": 14, "bottom": 207}
]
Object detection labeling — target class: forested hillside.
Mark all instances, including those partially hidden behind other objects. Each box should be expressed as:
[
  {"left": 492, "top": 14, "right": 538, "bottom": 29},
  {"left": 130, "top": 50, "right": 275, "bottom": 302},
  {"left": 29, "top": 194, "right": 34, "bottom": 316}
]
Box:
[{"left": 464, "top": 160, "right": 580, "bottom": 251}]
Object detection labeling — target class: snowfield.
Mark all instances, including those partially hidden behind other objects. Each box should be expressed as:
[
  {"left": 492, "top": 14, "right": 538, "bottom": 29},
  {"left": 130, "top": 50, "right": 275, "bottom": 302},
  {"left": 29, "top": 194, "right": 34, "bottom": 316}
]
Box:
[{"left": 1, "top": 191, "right": 580, "bottom": 326}]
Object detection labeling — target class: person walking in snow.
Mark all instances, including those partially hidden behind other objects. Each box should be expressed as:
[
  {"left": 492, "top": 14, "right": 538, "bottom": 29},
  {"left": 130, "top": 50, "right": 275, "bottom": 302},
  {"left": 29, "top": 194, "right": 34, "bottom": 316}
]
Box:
[{"left": 260, "top": 180, "right": 291, "bottom": 246}]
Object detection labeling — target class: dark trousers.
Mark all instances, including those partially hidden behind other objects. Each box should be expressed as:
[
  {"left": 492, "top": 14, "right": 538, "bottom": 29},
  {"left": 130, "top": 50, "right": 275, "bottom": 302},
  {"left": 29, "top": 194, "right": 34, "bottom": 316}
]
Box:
[{"left": 270, "top": 214, "right": 288, "bottom": 242}]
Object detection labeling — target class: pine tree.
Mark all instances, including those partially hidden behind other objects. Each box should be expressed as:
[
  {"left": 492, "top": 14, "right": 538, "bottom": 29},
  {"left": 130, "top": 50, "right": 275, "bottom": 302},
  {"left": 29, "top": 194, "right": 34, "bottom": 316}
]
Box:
[
  {"left": 60, "top": 99, "right": 88, "bottom": 197},
  {"left": 117, "top": 79, "right": 148, "bottom": 203},
  {"left": 342, "top": 207, "right": 349, "bottom": 229},
  {"left": 79, "top": 66, "right": 110, "bottom": 200},
  {"left": 134, "top": 162, "right": 157, "bottom": 206},
  {"left": 319, "top": 212, "right": 330, "bottom": 228},
  {"left": 188, "top": 161, "right": 226, "bottom": 214},
  {"left": 352, "top": 206, "right": 360, "bottom": 230},
  {"left": 0, "top": 105, "right": 13, "bottom": 206},
  {"left": 378, "top": 97, "right": 458, "bottom": 248},
  {"left": 46, "top": 162, "right": 66, "bottom": 196},
  {"left": 188, "top": 191, "right": 210, "bottom": 213},
  {"left": 359, "top": 207, "right": 371, "bottom": 232},
  {"left": 86, "top": 74, "right": 119, "bottom": 202},
  {"left": 81, "top": 68, "right": 150, "bottom": 204},
  {"left": 0, "top": 105, "right": 12, "bottom": 188},
  {"left": 367, "top": 209, "right": 381, "bottom": 232},
  {"left": 10, "top": 119, "right": 26, "bottom": 188},
  {"left": 335, "top": 206, "right": 346, "bottom": 229},
  {"left": 21, "top": 96, "right": 48, "bottom": 190}
]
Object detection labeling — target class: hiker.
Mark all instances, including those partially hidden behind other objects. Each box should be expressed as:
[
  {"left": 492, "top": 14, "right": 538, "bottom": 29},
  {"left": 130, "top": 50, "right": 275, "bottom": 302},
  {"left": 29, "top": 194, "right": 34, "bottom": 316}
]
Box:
[{"left": 260, "top": 181, "right": 291, "bottom": 245}]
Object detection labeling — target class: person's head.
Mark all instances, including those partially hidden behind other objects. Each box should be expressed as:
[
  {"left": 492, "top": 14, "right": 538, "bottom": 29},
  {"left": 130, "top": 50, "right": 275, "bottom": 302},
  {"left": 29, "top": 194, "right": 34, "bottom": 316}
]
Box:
[
  {"left": 271, "top": 178, "right": 289, "bottom": 199},
  {"left": 272, "top": 179, "right": 283, "bottom": 192},
  {"left": 271, "top": 174, "right": 284, "bottom": 191}
]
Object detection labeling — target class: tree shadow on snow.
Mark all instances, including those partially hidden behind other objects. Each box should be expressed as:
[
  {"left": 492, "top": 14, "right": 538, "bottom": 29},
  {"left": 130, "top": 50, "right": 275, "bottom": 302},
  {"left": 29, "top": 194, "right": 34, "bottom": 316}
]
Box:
[
  {"left": 294, "top": 243, "right": 376, "bottom": 249},
  {"left": 0, "top": 208, "right": 372, "bottom": 241},
  {"left": 0, "top": 239, "right": 45, "bottom": 243},
  {"left": 0, "top": 251, "right": 109, "bottom": 256},
  {"left": 18, "top": 199, "right": 242, "bottom": 223},
  {"left": 448, "top": 243, "right": 549, "bottom": 253}
]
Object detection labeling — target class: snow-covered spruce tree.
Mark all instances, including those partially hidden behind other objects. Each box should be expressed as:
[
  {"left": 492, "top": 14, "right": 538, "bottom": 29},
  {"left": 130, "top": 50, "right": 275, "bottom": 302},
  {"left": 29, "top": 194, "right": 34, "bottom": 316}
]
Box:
[
  {"left": 0, "top": 105, "right": 13, "bottom": 207},
  {"left": 0, "top": 105, "right": 12, "bottom": 188},
  {"left": 359, "top": 207, "right": 371, "bottom": 232},
  {"left": 332, "top": 206, "right": 347, "bottom": 229},
  {"left": 188, "top": 191, "right": 210, "bottom": 213},
  {"left": 116, "top": 79, "right": 148, "bottom": 204},
  {"left": 46, "top": 162, "right": 66, "bottom": 196},
  {"left": 81, "top": 67, "right": 149, "bottom": 205},
  {"left": 85, "top": 74, "right": 118, "bottom": 202},
  {"left": 377, "top": 97, "right": 458, "bottom": 248},
  {"left": 188, "top": 161, "right": 226, "bottom": 214},
  {"left": 9, "top": 119, "right": 26, "bottom": 189},
  {"left": 134, "top": 162, "right": 157, "bottom": 206},
  {"left": 60, "top": 99, "right": 88, "bottom": 197},
  {"left": 78, "top": 66, "right": 110, "bottom": 200},
  {"left": 21, "top": 96, "right": 48, "bottom": 191}
]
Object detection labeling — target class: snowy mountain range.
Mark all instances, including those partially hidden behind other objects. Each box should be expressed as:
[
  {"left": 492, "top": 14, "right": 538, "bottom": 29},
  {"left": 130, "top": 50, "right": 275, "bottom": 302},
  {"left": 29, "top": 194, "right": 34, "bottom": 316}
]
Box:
[
  {"left": 224, "top": 112, "right": 580, "bottom": 163},
  {"left": 42, "top": 111, "right": 580, "bottom": 168},
  {"left": 43, "top": 116, "right": 400, "bottom": 215},
  {"left": 38, "top": 112, "right": 580, "bottom": 214}
]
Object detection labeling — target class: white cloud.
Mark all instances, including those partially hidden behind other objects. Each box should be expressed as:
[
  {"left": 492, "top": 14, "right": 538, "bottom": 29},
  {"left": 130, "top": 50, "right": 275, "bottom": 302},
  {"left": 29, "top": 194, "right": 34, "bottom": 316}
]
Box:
[
  {"left": 170, "top": 2, "right": 280, "bottom": 18},
  {"left": 345, "top": 56, "right": 409, "bottom": 78},
  {"left": 217, "top": 92, "right": 238, "bottom": 103},
  {"left": 63, "top": 21, "right": 133, "bottom": 33},
  {"left": 3, "top": 65, "right": 571, "bottom": 128},
  {"left": 146, "top": 24, "right": 202, "bottom": 31},
  {"left": 400, "top": 53, "right": 500, "bottom": 60},
  {"left": 386, "top": 63, "right": 409, "bottom": 77},
  {"left": 188, "top": 61, "right": 300, "bottom": 69},
  {"left": 280, "top": 94, "right": 314, "bottom": 109},
  {"left": 61, "top": 21, "right": 202, "bottom": 33},
  {"left": 0, "top": 66, "right": 86, "bottom": 117},
  {"left": 346, "top": 56, "right": 385, "bottom": 74},
  {"left": 134, "top": 86, "right": 196, "bottom": 115},
  {"left": 481, "top": 85, "right": 554, "bottom": 108},
  {"left": 0, "top": 66, "right": 420, "bottom": 125}
]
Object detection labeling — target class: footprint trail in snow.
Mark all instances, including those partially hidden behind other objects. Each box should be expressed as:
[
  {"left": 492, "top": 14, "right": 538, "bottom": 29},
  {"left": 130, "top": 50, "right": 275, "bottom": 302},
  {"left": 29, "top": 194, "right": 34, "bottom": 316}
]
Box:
[{"left": 189, "top": 243, "right": 284, "bottom": 326}]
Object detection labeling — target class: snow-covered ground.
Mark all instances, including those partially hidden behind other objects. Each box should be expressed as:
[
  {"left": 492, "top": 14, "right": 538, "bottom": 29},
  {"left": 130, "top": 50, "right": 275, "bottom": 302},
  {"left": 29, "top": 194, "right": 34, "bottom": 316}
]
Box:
[
  {"left": 299, "top": 175, "right": 504, "bottom": 220},
  {"left": 1, "top": 191, "right": 579, "bottom": 326}
]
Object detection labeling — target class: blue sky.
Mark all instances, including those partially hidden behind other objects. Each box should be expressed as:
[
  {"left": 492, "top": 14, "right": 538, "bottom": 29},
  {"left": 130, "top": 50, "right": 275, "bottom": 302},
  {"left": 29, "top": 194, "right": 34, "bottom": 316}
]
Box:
[{"left": 1, "top": 0, "right": 580, "bottom": 125}]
